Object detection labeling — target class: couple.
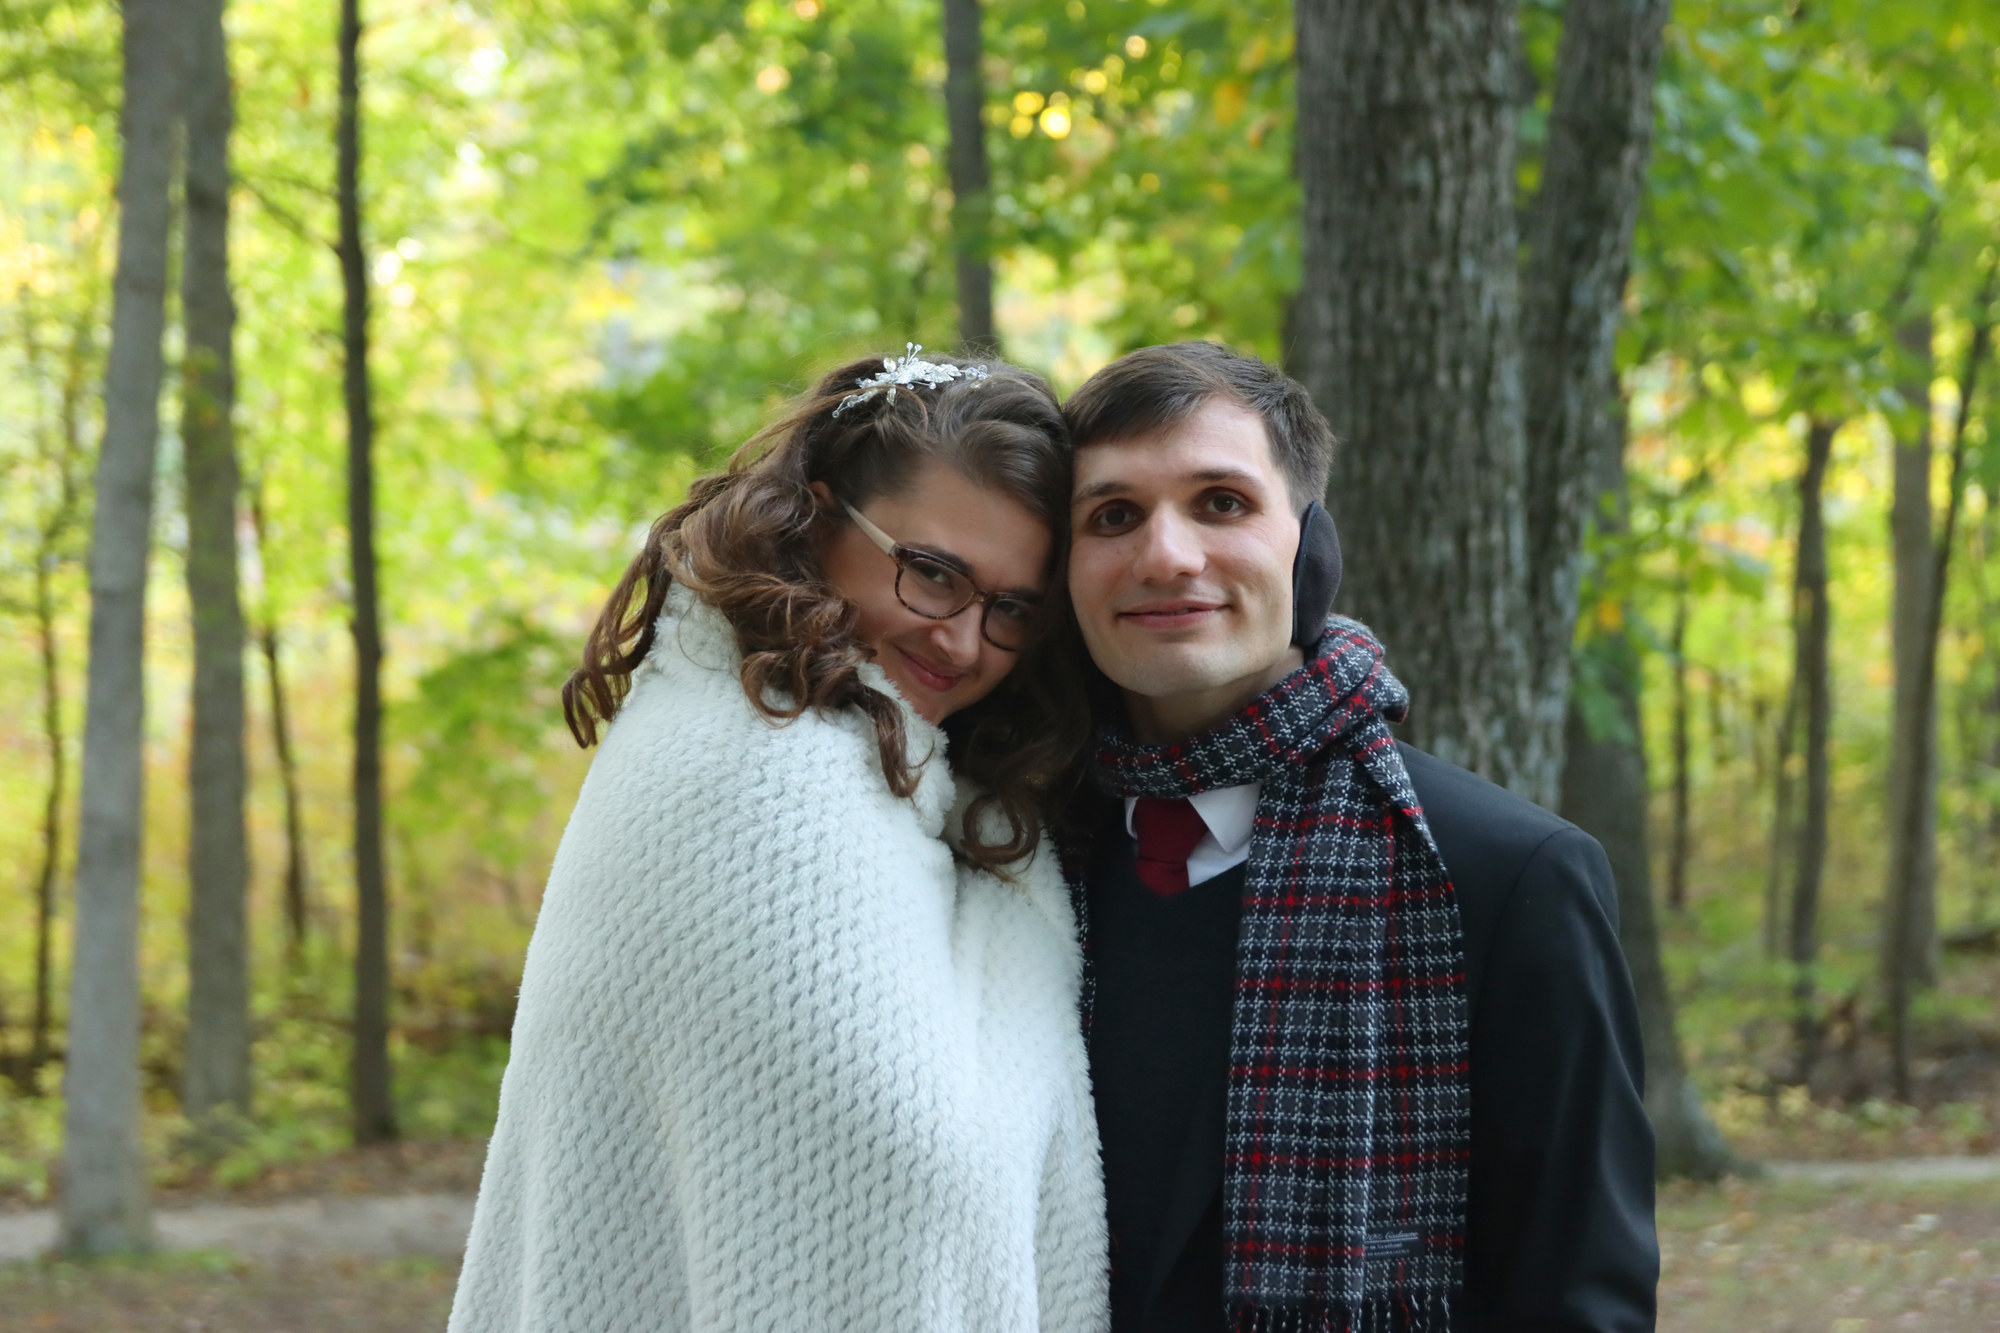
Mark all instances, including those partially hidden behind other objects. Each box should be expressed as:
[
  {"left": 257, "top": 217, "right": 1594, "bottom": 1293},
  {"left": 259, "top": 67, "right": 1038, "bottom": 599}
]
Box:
[{"left": 449, "top": 343, "right": 1658, "bottom": 1333}]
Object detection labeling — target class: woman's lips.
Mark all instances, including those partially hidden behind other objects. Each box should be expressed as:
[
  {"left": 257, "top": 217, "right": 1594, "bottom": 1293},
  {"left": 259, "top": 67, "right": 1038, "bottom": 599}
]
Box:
[{"left": 895, "top": 645, "right": 964, "bottom": 694}]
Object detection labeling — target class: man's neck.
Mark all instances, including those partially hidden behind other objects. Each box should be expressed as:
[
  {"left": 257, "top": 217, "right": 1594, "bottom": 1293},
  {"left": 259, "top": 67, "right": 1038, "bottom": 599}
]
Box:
[{"left": 1123, "top": 646, "right": 1307, "bottom": 744}]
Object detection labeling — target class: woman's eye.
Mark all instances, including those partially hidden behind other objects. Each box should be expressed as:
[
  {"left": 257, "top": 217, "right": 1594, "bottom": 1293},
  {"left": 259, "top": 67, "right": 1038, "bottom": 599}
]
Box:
[
  {"left": 907, "top": 557, "right": 959, "bottom": 589},
  {"left": 991, "top": 597, "right": 1038, "bottom": 624}
]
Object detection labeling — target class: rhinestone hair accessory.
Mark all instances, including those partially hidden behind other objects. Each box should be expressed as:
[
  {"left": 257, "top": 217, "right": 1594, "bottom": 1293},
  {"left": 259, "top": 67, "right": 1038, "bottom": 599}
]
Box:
[{"left": 832, "top": 343, "right": 990, "bottom": 417}]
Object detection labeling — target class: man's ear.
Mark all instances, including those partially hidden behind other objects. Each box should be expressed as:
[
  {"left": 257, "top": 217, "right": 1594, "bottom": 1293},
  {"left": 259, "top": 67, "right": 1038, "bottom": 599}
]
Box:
[{"left": 1290, "top": 500, "right": 1343, "bottom": 648}]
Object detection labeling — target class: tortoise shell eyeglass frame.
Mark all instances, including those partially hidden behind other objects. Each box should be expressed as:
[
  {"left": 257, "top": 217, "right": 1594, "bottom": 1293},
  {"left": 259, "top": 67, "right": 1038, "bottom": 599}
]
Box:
[{"left": 838, "top": 501, "right": 1045, "bottom": 652}]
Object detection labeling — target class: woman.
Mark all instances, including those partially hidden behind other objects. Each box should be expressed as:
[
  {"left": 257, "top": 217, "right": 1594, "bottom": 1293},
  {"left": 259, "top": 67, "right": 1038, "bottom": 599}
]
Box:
[{"left": 449, "top": 348, "right": 1108, "bottom": 1333}]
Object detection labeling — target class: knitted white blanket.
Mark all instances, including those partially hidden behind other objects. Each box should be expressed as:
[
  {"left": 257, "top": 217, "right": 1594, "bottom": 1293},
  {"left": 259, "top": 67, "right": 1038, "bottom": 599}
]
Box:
[{"left": 448, "top": 587, "right": 1108, "bottom": 1333}]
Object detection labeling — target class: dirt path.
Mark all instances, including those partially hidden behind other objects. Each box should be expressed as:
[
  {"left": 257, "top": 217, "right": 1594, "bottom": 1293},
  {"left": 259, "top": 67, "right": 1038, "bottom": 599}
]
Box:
[{"left": 0, "top": 1193, "right": 474, "bottom": 1264}]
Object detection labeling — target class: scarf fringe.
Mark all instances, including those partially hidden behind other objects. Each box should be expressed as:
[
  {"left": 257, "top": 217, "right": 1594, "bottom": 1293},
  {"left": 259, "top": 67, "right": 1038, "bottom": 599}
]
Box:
[{"left": 1226, "top": 1295, "right": 1457, "bottom": 1333}]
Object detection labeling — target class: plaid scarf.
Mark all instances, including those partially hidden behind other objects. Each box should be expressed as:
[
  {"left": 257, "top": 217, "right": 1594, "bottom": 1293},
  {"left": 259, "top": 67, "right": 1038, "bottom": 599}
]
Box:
[{"left": 1083, "top": 618, "right": 1471, "bottom": 1333}]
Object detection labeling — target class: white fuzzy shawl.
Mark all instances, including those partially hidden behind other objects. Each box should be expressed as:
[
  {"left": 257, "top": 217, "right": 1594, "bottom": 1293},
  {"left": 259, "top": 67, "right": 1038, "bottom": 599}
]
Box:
[{"left": 449, "top": 587, "right": 1109, "bottom": 1333}]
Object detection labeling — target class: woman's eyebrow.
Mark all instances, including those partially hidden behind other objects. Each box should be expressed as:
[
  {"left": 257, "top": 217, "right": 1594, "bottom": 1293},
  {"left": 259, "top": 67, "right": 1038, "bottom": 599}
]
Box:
[{"left": 905, "top": 541, "right": 1044, "bottom": 600}]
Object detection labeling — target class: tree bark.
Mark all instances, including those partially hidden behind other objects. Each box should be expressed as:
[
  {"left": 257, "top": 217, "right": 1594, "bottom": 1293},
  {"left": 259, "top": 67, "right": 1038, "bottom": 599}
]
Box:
[
  {"left": 1788, "top": 417, "right": 1838, "bottom": 1086},
  {"left": 1293, "top": 0, "right": 1536, "bottom": 791},
  {"left": 1881, "top": 311, "right": 1938, "bottom": 1006},
  {"left": 180, "top": 0, "right": 250, "bottom": 1126},
  {"left": 1763, "top": 680, "right": 1797, "bottom": 959},
  {"left": 251, "top": 483, "right": 311, "bottom": 957},
  {"left": 941, "top": 0, "right": 995, "bottom": 351},
  {"left": 339, "top": 0, "right": 396, "bottom": 1145},
  {"left": 1888, "top": 267, "right": 1996, "bottom": 1097},
  {"left": 1517, "top": 0, "right": 1673, "bottom": 806},
  {"left": 1667, "top": 584, "right": 1691, "bottom": 911},
  {"left": 61, "top": 0, "right": 181, "bottom": 1257}
]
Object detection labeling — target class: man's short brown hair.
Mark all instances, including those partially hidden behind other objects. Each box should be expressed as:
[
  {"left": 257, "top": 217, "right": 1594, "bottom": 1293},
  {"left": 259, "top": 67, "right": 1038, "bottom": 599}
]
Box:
[{"left": 1062, "top": 341, "right": 1336, "bottom": 508}]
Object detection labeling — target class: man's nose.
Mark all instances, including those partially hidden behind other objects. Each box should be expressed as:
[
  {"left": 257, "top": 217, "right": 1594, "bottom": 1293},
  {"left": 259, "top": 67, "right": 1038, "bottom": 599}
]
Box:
[{"left": 1130, "top": 510, "right": 1206, "bottom": 584}]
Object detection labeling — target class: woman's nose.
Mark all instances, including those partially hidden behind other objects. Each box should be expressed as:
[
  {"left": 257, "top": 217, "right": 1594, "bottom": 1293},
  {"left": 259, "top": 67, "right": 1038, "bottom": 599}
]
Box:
[{"left": 930, "top": 607, "right": 984, "bottom": 666}]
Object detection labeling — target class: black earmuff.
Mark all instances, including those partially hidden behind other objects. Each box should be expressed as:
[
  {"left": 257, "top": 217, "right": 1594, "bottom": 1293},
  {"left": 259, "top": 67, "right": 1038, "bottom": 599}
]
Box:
[{"left": 1291, "top": 500, "right": 1343, "bottom": 648}]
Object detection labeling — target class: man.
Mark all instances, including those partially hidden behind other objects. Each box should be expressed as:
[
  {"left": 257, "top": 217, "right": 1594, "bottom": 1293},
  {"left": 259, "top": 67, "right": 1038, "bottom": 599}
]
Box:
[{"left": 1061, "top": 342, "right": 1657, "bottom": 1332}]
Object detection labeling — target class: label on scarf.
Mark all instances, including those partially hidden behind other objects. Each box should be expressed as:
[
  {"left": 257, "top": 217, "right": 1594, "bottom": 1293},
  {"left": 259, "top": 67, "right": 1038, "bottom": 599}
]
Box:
[{"left": 1364, "top": 1231, "right": 1422, "bottom": 1259}]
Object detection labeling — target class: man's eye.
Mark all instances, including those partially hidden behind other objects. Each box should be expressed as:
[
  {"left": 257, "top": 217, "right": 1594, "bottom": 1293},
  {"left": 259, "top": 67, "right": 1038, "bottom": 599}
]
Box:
[
  {"left": 1092, "top": 503, "right": 1139, "bottom": 530},
  {"left": 1205, "top": 492, "right": 1245, "bottom": 514}
]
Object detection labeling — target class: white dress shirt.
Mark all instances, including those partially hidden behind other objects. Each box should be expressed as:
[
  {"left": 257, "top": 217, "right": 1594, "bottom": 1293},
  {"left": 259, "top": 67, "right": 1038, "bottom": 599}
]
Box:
[{"left": 1122, "top": 783, "right": 1262, "bottom": 888}]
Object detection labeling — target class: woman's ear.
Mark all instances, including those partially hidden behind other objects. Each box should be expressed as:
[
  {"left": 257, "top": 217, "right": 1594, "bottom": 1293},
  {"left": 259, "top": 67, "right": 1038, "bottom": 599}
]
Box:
[{"left": 807, "top": 480, "right": 836, "bottom": 510}]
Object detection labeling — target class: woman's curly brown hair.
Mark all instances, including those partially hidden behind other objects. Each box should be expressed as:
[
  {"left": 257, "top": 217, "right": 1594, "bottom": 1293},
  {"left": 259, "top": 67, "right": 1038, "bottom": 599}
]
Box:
[{"left": 561, "top": 353, "right": 1089, "bottom": 870}]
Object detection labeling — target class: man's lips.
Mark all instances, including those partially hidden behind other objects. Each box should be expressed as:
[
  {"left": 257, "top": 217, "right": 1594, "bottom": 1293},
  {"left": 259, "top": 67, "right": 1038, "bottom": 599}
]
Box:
[
  {"left": 1116, "top": 600, "right": 1227, "bottom": 631},
  {"left": 895, "top": 645, "right": 965, "bottom": 693}
]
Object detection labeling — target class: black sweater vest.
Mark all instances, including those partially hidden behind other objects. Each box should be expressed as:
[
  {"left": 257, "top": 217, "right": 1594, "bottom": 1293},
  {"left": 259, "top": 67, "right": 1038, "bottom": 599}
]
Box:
[{"left": 1086, "top": 818, "right": 1244, "bottom": 1331}]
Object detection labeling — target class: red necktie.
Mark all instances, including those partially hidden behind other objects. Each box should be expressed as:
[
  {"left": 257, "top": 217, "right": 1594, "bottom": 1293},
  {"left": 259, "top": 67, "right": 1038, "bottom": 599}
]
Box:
[{"left": 1132, "top": 796, "right": 1210, "bottom": 897}]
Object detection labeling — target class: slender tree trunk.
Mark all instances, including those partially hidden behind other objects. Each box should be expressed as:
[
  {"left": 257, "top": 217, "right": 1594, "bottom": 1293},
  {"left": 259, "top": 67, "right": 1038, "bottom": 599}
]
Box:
[
  {"left": 1788, "top": 417, "right": 1838, "bottom": 1086},
  {"left": 253, "top": 480, "right": 311, "bottom": 956},
  {"left": 1888, "top": 267, "right": 1996, "bottom": 1098},
  {"left": 1518, "top": 0, "right": 1673, "bottom": 804},
  {"left": 29, "top": 554, "right": 66, "bottom": 1086},
  {"left": 1294, "top": 0, "right": 1536, "bottom": 791},
  {"left": 1763, "top": 681, "right": 1798, "bottom": 958},
  {"left": 1668, "top": 585, "right": 1691, "bottom": 911},
  {"left": 339, "top": 0, "right": 395, "bottom": 1144},
  {"left": 941, "top": 0, "right": 995, "bottom": 351},
  {"left": 61, "top": 0, "right": 182, "bottom": 1257},
  {"left": 180, "top": 0, "right": 249, "bottom": 1126},
  {"left": 1882, "top": 310, "right": 1938, "bottom": 1008}
]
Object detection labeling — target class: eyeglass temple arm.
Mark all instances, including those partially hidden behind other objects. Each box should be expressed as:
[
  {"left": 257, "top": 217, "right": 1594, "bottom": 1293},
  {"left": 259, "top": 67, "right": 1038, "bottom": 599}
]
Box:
[{"left": 840, "top": 501, "right": 901, "bottom": 557}]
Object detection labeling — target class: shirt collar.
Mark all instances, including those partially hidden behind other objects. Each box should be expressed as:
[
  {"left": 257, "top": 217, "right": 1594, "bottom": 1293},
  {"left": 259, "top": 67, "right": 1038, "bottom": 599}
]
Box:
[{"left": 1122, "top": 782, "right": 1260, "bottom": 854}]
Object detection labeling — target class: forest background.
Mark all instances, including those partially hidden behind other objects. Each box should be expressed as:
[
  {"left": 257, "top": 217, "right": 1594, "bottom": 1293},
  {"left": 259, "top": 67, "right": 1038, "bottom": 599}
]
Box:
[{"left": 3, "top": 0, "right": 2000, "bottom": 1240}]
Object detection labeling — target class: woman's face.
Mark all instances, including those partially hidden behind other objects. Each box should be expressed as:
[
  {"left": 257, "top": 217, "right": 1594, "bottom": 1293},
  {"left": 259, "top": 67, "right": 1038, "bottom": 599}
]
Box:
[{"left": 814, "top": 462, "right": 1053, "bottom": 724}]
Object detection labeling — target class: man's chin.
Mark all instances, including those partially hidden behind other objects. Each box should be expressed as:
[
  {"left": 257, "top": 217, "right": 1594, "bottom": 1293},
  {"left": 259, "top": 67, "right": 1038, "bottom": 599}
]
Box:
[{"left": 1095, "top": 645, "right": 1255, "bottom": 704}]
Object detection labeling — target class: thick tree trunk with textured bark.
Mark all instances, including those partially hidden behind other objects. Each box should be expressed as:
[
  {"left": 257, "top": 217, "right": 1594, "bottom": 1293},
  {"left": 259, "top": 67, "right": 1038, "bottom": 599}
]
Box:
[
  {"left": 1293, "top": 0, "right": 1535, "bottom": 789},
  {"left": 1881, "top": 314, "right": 1938, "bottom": 1004},
  {"left": 1788, "top": 418, "right": 1837, "bottom": 1085},
  {"left": 1294, "top": 0, "right": 1668, "bottom": 805},
  {"left": 340, "top": 0, "right": 396, "bottom": 1145},
  {"left": 1519, "top": 0, "right": 1672, "bottom": 804},
  {"left": 62, "top": 0, "right": 181, "bottom": 1257},
  {"left": 180, "top": 0, "right": 250, "bottom": 1125},
  {"left": 942, "top": 0, "right": 994, "bottom": 351}
]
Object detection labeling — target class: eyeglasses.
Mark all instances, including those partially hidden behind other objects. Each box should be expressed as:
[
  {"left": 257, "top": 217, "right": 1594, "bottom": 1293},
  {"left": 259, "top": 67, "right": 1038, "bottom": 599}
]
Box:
[{"left": 840, "top": 501, "right": 1044, "bottom": 652}]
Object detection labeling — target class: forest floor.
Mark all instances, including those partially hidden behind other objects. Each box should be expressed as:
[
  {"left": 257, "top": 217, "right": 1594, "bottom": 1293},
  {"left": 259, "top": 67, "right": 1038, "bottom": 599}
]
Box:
[{"left": 0, "top": 1151, "right": 1996, "bottom": 1331}]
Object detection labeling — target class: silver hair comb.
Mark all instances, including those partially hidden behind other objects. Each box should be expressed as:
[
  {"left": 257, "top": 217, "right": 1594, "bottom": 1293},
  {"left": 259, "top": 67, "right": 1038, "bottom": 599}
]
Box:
[{"left": 833, "top": 343, "right": 990, "bottom": 416}]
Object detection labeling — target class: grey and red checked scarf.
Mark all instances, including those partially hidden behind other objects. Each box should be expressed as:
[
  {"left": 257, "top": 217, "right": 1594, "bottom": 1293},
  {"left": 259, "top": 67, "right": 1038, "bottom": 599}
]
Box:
[{"left": 1084, "top": 617, "right": 1471, "bottom": 1333}]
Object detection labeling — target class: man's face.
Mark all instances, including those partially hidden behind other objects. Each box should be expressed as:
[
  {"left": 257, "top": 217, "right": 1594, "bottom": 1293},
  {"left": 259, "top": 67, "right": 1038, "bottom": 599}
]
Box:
[{"left": 1067, "top": 398, "right": 1302, "bottom": 738}]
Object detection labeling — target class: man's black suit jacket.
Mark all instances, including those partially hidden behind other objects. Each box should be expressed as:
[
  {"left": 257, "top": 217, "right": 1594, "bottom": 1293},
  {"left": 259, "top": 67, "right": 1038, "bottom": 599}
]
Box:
[{"left": 1084, "top": 742, "right": 1659, "bottom": 1333}]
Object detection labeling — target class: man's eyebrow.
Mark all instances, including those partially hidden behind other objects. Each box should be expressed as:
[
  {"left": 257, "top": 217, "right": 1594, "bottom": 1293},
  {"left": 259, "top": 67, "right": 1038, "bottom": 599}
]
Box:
[{"left": 1072, "top": 466, "right": 1267, "bottom": 504}]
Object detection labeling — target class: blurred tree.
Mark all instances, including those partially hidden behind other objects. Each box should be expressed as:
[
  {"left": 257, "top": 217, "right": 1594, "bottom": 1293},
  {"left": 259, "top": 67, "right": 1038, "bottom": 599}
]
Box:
[
  {"left": 61, "top": 0, "right": 178, "bottom": 1257},
  {"left": 1786, "top": 416, "right": 1837, "bottom": 1085},
  {"left": 180, "top": 0, "right": 250, "bottom": 1126},
  {"left": 338, "top": 0, "right": 395, "bottom": 1145},
  {"left": 942, "top": 0, "right": 994, "bottom": 350}
]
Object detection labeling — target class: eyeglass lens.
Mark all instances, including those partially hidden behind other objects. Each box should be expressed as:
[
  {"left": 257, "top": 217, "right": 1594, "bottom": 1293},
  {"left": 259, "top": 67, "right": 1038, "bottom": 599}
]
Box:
[{"left": 894, "top": 554, "right": 1038, "bottom": 650}]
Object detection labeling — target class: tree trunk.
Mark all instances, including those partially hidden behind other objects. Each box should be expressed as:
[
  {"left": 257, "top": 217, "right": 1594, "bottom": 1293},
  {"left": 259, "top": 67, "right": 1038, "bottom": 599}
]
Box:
[
  {"left": 1763, "top": 680, "right": 1797, "bottom": 958},
  {"left": 27, "top": 545, "right": 66, "bottom": 1089},
  {"left": 1667, "top": 585, "right": 1691, "bottom": 911},
  {"left": 1881, "top": 311, "right": 1938, "bottom": 1006},
  {"left": 1293, "top": 0, "right": 1536, "bottom": 791},
  {"left": 339, "top": 0, "right": 396, "bottom": 1145},
  {"left": 180, "top": 0, "right": 250, "bottom": 1126},
  {"left": 252, "top": 480, "right": 311, "bottom": 957},
  {"left": 1518, "top": 0, "right": 1673, "bottom": 804},
  {"left": 1888, "top": 269, "right": 1995, "bottom": 1097},
  {"left": 941, "top": 0, "right": 995, "bottom": 351},
  {"left": 1788, "top": 417, "right": 1838, "bottom": 1086},
  {"left": 61, "top": 0, "right": 181, "bottom": 1258},
  {"left": 1563, "top": 647, "right": 1736, "bottom": 1180}
]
